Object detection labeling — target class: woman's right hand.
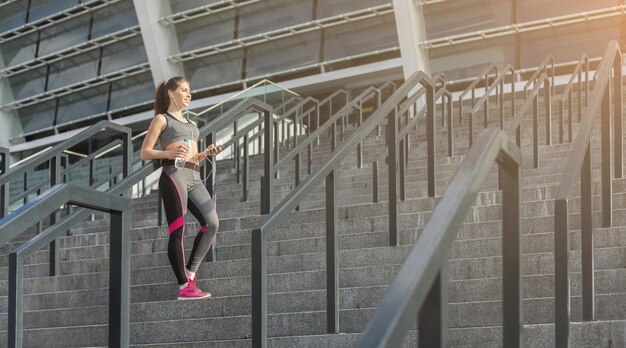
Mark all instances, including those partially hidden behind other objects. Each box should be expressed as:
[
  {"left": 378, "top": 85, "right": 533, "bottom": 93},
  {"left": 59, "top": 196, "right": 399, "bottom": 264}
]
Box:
[{"left": 169, "top": 144, "right": 188, "bottom": 159}]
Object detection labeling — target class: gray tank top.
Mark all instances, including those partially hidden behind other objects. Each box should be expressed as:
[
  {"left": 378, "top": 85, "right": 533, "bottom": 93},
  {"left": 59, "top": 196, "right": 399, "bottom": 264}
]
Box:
[{"left": 159, "top": 112, "right": 200, "bottom": 148}]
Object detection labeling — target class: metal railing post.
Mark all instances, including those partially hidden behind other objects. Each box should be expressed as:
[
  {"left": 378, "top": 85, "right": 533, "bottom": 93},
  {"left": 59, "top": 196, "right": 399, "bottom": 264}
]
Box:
[
  {"left": 251, "top": 226, "right": 267, "bottom": 348},
  {"left": 581, "top": 145, "right": 594, "bottom": 321},
  {"left": 601, "top": 83, "right": 612, "bottom": 228},
  {"left": 8, "top": 254, "right": 24, "bottom": 348},
  {"left": 447, "top": 95, "right": 453, "bottom": 157},
  {"left": 0, "top": 147, "right": 8, "bottom": 219},
  {"left": 554, "top": 198, "right": 571, "bottom": 348},
  {"left": 533, "top": 94, "right": 539, "bottom": 168},
  {"left": 418, "top": 265, "right": 448, "bottom": 348},
  {"left": 545, "top": 78, "right": 552, "bottom": 146},
  {"left": 427, "top": 84, "right": 436, "bottom": 197},
  {"left": 109, "top": 209, "right": 131, "bottom": 347},
  {"left": 500, "top": 149, "right": 522, "bottom": 348},
  {"left": 388, "top": 106, "right": 399, "bottom": 246},
  {"left": 373, "top": 160, "right": 379, "bottom": 203},
  {"left": 243, "top": 135, "right": 249, "bottom": 202},
  {"left": 326, "top": 169, "right": 339, "bottom": 333},
  {"left": 262, "top": 110, "right": 273, "bottom": 215},
  {"left": 399, "top": 139, "right": 406, "bottom": 201},
  {"left": 49, "top": 155, "right": 61, "bottom": 276},
  {"left": 613, "top": 56, "right": 623, "bottom": 179}
]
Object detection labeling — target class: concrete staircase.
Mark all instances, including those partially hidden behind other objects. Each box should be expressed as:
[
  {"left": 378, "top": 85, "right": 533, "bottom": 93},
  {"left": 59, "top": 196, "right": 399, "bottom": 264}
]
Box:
[{"left": 0, "top": 84, "right": 625, "bottom": 347}]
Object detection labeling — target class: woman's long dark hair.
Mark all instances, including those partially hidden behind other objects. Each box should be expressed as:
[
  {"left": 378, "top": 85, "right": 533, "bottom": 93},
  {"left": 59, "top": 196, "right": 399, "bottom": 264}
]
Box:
[{"left": 153, "top": 76, "right": 189, "bottom": 115}]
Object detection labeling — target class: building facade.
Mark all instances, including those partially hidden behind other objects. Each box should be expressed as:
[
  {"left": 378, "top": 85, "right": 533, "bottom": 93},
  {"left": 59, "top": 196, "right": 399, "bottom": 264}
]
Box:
[{"left": 0, "top": 0, "right": 623, "bottom": 159}]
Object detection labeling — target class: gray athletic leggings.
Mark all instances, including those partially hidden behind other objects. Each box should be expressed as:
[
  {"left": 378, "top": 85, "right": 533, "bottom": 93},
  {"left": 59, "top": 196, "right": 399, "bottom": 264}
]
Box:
[{"left": 159, "top": 164, "right": 219, "bottom": 285}]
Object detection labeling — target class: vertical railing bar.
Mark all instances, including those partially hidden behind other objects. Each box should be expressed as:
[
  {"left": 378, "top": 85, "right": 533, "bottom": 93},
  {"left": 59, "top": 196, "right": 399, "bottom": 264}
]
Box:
[
  {"left": 545, "top": 79, "right": 552, "bottom": 146},
  {"left": 399, "top": 139, "right": 406, "bottom": 202},
  {"left": 373, "top": 160, "right": 379, "bottom": 203},
  {"left": 427, "top": 85, "right": 436, "bottom": 197},
  {"left": 501, "top": 154, "right": 521, "bottom": 348},
  {"left": 581, "top": 144, "right": 594, "bottom": 321},
  {"left": 555, "top": 198, "right": 571, "bottom": 348},
  {"left": 243, "top": 135, "right": 249, "bottom": 202},
  {"left": 388, "top": 105, "right": 399, "bottom": 246},
  {"left": 613, "top": 57, "right": 623, "bottom": 178},
  {"left": 417, "top": 265, "right": 448, "bottom": 348},
  {"left": 601, "top": 83, "right": 612, "bottom": 228},
  {"left": 326, "top": 170, "right": 339, "bottom": 333},
  {"left": 533, "top": 94, "right": 539, "bottom": 169}
]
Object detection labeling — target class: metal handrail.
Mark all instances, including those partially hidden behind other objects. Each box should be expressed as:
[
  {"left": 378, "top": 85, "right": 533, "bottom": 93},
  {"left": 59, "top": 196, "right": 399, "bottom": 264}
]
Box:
[
  {"left": 553, "top": 40, "right": 623, "bottom": 348},
  {"left": 357, "top": 128, "right": 522, "bottom": 348},
  {"left": 0, "top": 147, "right": 8, "bottom": 218},
  {"left": 523, "top": 55, "right": 555, "bottom": 96},
  {"left": 251, "top": 70, "right": 436, "bottom": 347},
  {"left": 557, "top": 54, "right": 590, "bottom": 143},
  {"left": 458, "top": 64, "right": 499, "bottom": 125},
  {"left": 188, "top": 79, "right": 299, "bottom": 120},
  {"left": 0, "top": 120, "right": 131, "bottom": 276},
  {"left": 271, "top": 84, "right": 388, "bottom": 197},
  {"left": 8, "top": 139, "right": 124, "bottom": 207},
  {"left": 467, "top": 64, "right": 516, "bottom": 145},
  {"left": 505, "top": 73, "right": 552, "bottom": 168},
  {"left": 0, "top": 120, "right": 131, "bottom": 191},
  {"left": 0, "top": 184, "right": 131, "bottom": 348},
  {"left": 371, "top": 85, "right": 450, "bottom": 203}
]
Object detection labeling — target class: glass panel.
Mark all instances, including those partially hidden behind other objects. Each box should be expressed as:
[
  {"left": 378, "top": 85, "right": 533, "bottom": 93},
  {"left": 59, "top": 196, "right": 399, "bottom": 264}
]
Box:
[
  {"left": 517, "top": 0, "right": 619, "bottom": 22},
  {"left": 56, "top": 85, "right": 109, "bottom": 125},
  {"left": 239, "top": 0, "right": 312, "bottom": 37},
  {"left": 10, "top": 67, "right": 47, "bottom": 100},
  {"left": 317, "top": 0, "right": 388, "bottom": 19},
  {"left": 424, "top": 0, "right": 512, "bottom": 40},
  {"left": 176, "top": 11, "right": 234, "bottom": 52},
  {"left": 91, "top": 0, "right": 139, "bottom": 38},
  {"left": 246, "top": 32, "right": 320, "bottom": 77},
  {"left": 109, "top": 72, "right": 154, "bottom": 111},
  {"left": 47, "top": 50, "right": 99, "bottom": 90},
  {"left": 18, "top": 101, "right": 56, "bottom": 133},
  {"left": 0, "top": 1, "right": 27, "bottom": 33},
  {"left": 184, "top": 50, "right": 243, "bottom": 90},
  {"left": 28, "top": 0, "right": 79, "bottom": 23},
  {"left": 100, "top": 36, "right": 148, "bottom": 74},
  {"left": 324, "top": 15, "right": 398, "bottom": 61},
  {"left": 170, "top": 0, "right": 222, "bottom": 14},
  {"left": 38, "top": 14, "right": 90, "bottom": 56},
  {"left": 1, "top": 32, "right": 37, "bottom": 68}
]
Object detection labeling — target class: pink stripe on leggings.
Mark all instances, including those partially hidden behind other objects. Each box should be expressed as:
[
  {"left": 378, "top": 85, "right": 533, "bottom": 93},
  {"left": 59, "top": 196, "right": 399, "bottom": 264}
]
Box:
[{"left": 168, "top": 216, "right": 185, "bottom": 234}]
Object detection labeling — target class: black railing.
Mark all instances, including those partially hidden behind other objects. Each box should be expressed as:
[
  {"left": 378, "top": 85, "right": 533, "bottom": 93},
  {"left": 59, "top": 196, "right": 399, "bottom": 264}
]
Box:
[
  {"left": 251, "top": 70, "right": 435, "bottom": 347},
  {"left": 0, "top": 184, "right": 132, "bottom": 348},
  {"left": 556, "top": 53, "right": 590, "bottom": 144},
  {"left": 554, "top": 40, "right": 623, "bottom": 348},
  {"left": 357, "top": 128, "right": 522, "bottom": 348},
  {"left": 466, "top": 65, "right": 516, "bottom": 146},
  {"left": 0, "top": 146, "right": 8, "bottom": 218},
  {"left": 0, "top": 120, "right": 131, "bottom": 275},
  {"left": 458, "top": 64, "right": 499, "bottom": 125},
  {"left": 505, "top": 72, "right": 552, "bottom": 168}
]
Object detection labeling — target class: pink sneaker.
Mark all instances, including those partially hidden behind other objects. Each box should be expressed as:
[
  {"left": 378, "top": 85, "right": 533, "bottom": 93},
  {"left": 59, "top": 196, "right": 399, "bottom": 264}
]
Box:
[{"left": 177, "top": 280, "right": 212, "bottom": 300}]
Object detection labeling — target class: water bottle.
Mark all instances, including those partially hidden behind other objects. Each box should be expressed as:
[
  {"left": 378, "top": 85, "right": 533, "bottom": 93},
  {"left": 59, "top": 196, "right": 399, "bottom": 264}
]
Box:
[{"left": 174, "top": 138, "right": 189, "bottom": 168}]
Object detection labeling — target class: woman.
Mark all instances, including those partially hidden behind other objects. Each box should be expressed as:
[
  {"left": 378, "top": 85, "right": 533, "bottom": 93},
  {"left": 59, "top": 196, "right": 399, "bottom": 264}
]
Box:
[{"left": 141, "top": 76, "right": 221, "bottom": 300}]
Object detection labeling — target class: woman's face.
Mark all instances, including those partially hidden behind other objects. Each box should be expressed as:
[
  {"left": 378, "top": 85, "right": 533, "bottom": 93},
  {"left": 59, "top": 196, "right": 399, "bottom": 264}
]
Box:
[{"left": 169, "top": 81, "right": 192, "bottom": 109}]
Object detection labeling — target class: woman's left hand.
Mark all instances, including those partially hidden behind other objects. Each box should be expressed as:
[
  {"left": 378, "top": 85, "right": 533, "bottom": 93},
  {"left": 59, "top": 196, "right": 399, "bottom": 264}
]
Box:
[{"left": 204, "top": 144, "right": 222, "bottom": 157}]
